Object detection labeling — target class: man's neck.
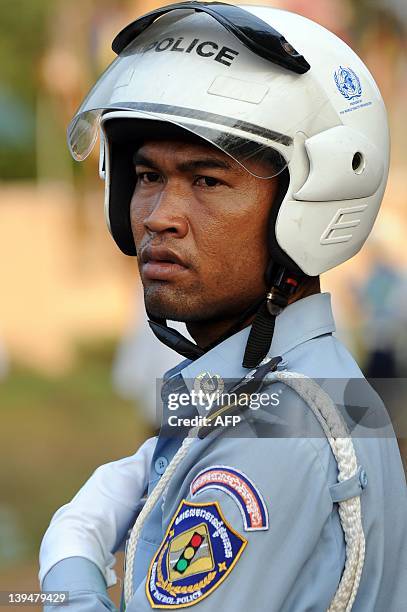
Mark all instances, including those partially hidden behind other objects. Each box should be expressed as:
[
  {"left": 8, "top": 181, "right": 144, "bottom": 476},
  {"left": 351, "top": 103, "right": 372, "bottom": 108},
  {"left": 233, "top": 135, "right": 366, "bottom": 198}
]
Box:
[
  {"left": 186, "top": 312, "right": 255, "bottom": 349},
  {"left": 187, "top": 282, "right": 321, "bottom": 349}
]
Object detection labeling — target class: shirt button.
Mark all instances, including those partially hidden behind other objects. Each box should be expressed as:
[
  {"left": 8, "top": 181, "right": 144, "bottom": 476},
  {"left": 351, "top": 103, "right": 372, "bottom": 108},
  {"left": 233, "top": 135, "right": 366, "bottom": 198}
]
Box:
[
  {"left": 359, "top": 469, "right": 368, "bottom": 489},
  {"left": 155, "top": 456, "right": 168, "bottom": 475}
]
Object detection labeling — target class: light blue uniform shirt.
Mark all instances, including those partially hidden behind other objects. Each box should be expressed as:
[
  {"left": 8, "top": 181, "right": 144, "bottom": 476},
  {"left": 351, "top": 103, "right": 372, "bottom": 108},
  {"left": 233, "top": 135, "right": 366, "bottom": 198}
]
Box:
[{"left": 42, "top": 293, "right": 407, "bottom": 611}]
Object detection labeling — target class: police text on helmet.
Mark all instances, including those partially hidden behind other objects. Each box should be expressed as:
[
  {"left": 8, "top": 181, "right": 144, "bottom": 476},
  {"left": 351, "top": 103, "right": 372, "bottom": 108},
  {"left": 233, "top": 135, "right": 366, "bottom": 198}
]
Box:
[{"left": 143, "top": 37, "right": 239, "bottom": 66}]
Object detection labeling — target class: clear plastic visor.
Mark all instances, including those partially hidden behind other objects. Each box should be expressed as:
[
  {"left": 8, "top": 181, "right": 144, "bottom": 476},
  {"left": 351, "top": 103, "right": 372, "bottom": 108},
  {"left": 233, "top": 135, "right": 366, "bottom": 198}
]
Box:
[{"left": 70, "top": 106, "right": 291, "bottom": 179}]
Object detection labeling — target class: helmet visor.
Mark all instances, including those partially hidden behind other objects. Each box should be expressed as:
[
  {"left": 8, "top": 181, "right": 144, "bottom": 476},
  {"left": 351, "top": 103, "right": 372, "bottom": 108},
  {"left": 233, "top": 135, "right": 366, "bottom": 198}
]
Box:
[{"left": 70, "top": 104, "right": 291, "bottom": 179}]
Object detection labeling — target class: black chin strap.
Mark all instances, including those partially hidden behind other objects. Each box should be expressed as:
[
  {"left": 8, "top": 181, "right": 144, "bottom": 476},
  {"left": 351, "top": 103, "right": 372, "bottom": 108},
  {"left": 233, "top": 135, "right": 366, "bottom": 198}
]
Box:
[
  {"left": 147, "top": 297, "right": 264, "bottom": 362},
  {"left": 242, "top": 266, "right": 301, "bottom": 368},
  {"left": 148, "top": 319, "right": 204, "bottom": 361},
  {"left": 241, "top": 300, "right": 276, "bottom": 369}
]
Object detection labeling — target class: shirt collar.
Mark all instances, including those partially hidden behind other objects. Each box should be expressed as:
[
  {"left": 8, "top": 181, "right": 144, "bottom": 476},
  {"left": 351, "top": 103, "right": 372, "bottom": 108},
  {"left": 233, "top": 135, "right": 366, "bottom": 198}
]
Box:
[{"left": 178, "top": 292, "right": 335, "bottom": 402}]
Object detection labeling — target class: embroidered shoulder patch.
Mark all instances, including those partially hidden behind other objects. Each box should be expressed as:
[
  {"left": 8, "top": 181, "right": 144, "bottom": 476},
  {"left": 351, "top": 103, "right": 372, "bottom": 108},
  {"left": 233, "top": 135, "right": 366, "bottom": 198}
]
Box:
[
  {"left": 146, "top": 499, "right": 247, "bottom": 609},
  {"left": 190, "top": 466, "right": 269, "bottom": 531}
]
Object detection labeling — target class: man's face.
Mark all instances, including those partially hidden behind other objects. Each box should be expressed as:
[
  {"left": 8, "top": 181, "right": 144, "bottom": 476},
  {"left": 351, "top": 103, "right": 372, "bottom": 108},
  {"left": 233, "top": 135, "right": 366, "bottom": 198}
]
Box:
[{"left": 130, "top": 137, "right": 278, "bottom": 324}]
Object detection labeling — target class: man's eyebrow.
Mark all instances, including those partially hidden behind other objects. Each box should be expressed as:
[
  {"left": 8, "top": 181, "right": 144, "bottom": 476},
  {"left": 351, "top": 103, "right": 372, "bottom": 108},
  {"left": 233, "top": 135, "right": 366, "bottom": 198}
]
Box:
[
  {"left": 133, "top": 152, "right": 232, "bottom": 172},
  {"left": 177, "top": 158, "right": 232, "bottom": 172},
  {"left": 133, "top": 153, "right": 158, "bottom": 168}
]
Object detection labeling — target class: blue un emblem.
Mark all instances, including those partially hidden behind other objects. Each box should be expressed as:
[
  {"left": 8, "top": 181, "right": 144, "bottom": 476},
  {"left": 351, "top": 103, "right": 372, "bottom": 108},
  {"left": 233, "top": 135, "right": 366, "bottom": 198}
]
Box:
[{"left": 334, "top": 66, "right": 362, "bottom": 100}]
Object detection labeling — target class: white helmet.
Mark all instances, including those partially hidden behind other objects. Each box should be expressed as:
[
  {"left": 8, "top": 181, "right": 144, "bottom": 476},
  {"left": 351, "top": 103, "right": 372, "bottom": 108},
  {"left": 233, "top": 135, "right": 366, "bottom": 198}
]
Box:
[{"left": 68, "top": 1, "right": 389, "bottom": 278}]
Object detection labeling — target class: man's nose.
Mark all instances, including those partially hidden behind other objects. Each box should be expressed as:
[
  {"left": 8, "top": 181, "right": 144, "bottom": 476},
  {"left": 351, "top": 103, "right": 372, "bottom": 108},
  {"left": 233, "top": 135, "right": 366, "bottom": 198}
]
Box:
[{"left": 143, "top": 184, "right": 189, "bottom": 240}]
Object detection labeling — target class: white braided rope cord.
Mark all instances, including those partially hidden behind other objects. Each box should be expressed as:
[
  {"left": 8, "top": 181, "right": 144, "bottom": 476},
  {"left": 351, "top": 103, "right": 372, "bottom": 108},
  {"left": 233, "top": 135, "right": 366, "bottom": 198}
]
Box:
[
  {"left": 123, "top": 373, "right": 365, "bottom": 611},
  {"left": 123, "top": 431, "right": 198, "bottom": 605},
  {"left": 271, "top": 371, "right": 365, "bottom": 612}
]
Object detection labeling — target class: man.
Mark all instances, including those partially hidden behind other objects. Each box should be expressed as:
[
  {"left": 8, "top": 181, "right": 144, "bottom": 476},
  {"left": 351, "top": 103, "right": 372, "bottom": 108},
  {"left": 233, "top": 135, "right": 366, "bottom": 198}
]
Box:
[{"left": 39, "top": 3, "right": 407, "bottom": 611}]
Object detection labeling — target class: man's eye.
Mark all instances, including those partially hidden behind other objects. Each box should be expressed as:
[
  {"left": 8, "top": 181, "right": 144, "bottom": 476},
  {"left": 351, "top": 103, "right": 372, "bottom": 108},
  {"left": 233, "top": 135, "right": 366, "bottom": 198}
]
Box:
[
  {"left": 136, "top": 172, "right": 161, "bottom": 184},
  {"left": 194, "top": 176, "right": 222, "bottom": 188}
]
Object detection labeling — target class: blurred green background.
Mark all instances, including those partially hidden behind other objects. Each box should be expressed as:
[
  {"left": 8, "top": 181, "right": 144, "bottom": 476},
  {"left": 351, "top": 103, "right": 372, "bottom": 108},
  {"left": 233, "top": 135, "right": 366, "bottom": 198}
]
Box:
[{"left": 0, "top": 0, "right": 406, "bottom": 608}]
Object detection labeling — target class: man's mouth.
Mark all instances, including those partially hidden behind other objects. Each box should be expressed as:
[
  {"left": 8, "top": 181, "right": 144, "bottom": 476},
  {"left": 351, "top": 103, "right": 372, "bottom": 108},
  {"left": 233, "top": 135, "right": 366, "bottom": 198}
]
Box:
[{"left": 140, "top": 245, "right": 189, "bottom": 281}]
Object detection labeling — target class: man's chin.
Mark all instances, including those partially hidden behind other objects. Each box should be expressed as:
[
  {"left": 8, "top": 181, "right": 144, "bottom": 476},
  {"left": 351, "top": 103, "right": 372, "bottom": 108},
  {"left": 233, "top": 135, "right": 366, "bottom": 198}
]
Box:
[
  {"left": 143, "top": 285, "right": 197, "bottom": 322},
  {"left": 142, "top": 283, "right": 253, "bottom": 323}
]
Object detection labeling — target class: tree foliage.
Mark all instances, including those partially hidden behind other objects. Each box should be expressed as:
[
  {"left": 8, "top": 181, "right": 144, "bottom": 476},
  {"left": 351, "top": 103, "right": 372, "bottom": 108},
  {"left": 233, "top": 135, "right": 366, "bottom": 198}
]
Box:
[{"left": 0, "top": 0, "right": 53, "bottom": 179}]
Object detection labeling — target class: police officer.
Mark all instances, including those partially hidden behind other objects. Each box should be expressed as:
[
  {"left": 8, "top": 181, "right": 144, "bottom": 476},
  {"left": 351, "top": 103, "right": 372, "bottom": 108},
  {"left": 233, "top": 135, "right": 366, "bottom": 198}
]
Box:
[{"left": 40, "top": 3, "right": 407, "bottom": 611}]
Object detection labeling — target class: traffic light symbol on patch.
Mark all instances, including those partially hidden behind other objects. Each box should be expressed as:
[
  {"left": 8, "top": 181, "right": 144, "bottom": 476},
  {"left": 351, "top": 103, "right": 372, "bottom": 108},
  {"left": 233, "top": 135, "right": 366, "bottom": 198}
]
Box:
[{"left": 175, "top": 532, "right": 204, "bottom": 574}]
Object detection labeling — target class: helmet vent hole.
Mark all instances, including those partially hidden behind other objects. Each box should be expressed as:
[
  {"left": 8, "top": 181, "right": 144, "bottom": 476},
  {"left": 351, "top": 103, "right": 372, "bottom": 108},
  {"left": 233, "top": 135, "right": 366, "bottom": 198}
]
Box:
[{"left": 352, "top": 152, "right": 365, "bottom": 174}]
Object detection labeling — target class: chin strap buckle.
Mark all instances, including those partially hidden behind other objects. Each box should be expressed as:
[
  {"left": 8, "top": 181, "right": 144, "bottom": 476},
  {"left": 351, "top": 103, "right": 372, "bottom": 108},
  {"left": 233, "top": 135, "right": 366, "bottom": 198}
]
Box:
[
  {"left": 266, "top": 274, "right": 299, "bottom": 316},
  {"left": 243, "top": 268, "right": 301, "bottom": 369}
]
